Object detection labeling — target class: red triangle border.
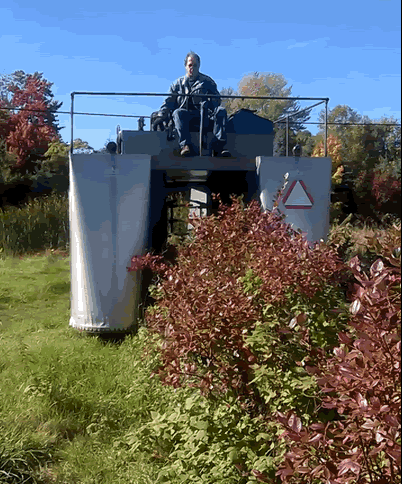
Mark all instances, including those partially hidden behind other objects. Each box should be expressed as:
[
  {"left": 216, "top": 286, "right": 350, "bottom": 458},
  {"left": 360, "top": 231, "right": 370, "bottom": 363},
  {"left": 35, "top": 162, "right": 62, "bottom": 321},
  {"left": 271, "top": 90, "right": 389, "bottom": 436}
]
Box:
[{"left": 282, "top": 180, "right": 314, "bottom": 209}]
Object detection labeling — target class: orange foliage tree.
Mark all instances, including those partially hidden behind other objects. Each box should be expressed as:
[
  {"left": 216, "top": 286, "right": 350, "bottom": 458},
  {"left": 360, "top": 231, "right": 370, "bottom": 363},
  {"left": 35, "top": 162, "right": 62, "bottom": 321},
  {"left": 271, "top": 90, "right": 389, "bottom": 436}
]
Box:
[{"left": 312, "top": 134, "right": 344, "bottom": 185}]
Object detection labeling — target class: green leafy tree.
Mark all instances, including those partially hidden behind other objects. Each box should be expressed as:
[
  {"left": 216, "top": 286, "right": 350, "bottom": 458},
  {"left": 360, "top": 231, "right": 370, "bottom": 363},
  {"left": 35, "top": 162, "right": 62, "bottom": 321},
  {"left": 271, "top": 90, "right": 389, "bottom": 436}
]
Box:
[
  {"left": 319, "top": 104, "right": 363, "bottom": 133},
  {"left": 43, "top": 138, "right": 94, "bottom": 174},
  {"left": 317, "top": 105, "right": 366, "bottom": 172},
  {"left": 382, "top": 122, "right": 401, "bottom": 163},
  {"left": 316, "top": 105, "right": 401, "bottom": 215},
  {"left": 0, "top": 137, "right": 92, "bottom": 192},
  {"left": 0, "top": 142, "right": 19, "bottom": 184},
  {"left": 220, "top": 72, "right": 311, "bottom": 156},
  {"left": 294, "top": 129, "right": 315, "bottom": 157},
  {"left": 317, "top": 105, "right": 400, "bottom": 172},
  {"left": 70, "top": 138, "right": 94, "bottom": 153},
  {"left": 42, "top": 140, "right": 69, "bottom": 174}
]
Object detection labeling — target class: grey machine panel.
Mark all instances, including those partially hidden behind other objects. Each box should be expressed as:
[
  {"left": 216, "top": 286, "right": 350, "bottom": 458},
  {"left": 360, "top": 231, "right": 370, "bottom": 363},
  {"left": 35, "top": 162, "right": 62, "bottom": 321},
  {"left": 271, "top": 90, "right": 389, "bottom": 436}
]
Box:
[
  {"left": 69, "top": 153, "right": 151, "bottom": 332},
  {"left": 257, "top": 156, "right": 332, "bottom": 242}
]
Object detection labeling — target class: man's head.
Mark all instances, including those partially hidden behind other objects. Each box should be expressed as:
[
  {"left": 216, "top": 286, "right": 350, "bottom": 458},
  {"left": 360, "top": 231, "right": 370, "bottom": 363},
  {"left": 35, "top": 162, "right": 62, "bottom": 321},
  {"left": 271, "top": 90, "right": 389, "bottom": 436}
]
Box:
[{"left": 184, "top": 51, "right": 200, "bottom": 79}]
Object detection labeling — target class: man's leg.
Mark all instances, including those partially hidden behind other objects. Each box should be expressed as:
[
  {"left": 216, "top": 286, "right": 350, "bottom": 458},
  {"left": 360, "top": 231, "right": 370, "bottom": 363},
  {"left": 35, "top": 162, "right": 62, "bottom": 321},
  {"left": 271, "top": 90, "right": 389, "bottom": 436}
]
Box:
[
  {"left": 212, "top": 106, "right": 229, "bottom": 155},
  {"left": 173, "top": 108, "right": 192, "bottom": 149}
]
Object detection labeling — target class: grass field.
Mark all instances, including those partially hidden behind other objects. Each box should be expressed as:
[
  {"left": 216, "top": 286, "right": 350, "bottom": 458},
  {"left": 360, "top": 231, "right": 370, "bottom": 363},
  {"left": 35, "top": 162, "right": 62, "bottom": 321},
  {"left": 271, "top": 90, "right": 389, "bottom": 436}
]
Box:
[{"left": 0, "top": 250, "right": 174, "bottom": 484}]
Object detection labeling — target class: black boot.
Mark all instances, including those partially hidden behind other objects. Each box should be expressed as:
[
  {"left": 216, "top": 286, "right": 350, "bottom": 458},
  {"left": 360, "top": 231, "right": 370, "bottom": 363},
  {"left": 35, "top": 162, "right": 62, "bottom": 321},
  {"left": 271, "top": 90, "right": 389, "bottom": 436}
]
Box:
[{"left": 211, "top": 141, "right": 231, "bottom": 157}]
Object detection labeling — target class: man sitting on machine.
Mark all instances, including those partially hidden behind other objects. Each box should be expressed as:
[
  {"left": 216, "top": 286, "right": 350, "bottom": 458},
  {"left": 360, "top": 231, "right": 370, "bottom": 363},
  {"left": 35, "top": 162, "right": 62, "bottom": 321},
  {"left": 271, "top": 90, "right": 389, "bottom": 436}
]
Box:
[{"left": 152, "top": 51, "right": 231, "bottom": 157}]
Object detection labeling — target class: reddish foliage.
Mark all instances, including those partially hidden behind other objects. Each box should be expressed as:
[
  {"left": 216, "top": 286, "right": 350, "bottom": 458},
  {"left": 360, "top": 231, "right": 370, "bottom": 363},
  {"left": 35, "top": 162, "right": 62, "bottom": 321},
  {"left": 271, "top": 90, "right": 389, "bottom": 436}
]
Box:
[
  {"left": 128, "top": 199, "right": 345, "bottom": 403},
  {"left": 371, "top": 168, "right": 401, "bottom": 208},
  {"left": 277, "top": 255, "right": 401, "bottom": 483},
  {"left": 0, "top": 101, "right": 12, "bottom": 140},
  {"left": 4, "top": 76, "right": 57, "bottom": 168}
]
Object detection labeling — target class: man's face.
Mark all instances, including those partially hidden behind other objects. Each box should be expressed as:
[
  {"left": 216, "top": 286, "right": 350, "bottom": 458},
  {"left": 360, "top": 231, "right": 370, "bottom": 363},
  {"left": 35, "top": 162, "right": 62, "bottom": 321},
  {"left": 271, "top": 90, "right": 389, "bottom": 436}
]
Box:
[{"left": 185, "top": 56, "right": 199, "bottom": 78}]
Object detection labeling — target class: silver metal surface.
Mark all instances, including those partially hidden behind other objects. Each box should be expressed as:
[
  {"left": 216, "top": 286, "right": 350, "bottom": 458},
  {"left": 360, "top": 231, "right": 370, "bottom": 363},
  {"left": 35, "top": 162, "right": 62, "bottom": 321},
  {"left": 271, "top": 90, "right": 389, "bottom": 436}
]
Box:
[
  {"left": 325, "top": 100, "right": 328, "bottom": 157},
  {"left": 70, "top": 93, "right": 74, "bottom": 154},
  {"left": 199, "top": 101, "right": 206, "bottom": 156},
  {"left": 68, "top": 153, "right": 152, "bottom": 332},
  {"left": 257, "top": 156, "right": 332, "bottom": 242},
  {"left": 72, "top": 91, "right": 329, "bottom": 101}
]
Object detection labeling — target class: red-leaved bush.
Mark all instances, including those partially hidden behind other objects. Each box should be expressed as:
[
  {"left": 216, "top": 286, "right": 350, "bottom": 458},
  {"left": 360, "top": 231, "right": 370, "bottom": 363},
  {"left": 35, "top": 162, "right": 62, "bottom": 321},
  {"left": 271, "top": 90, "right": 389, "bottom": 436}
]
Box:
[
  {"left": 277, "top": 253, "right": 401, "bottom": 483},
  {"left": 371, "top": 168, "right": 401, "bottom": 210},
  {"left": 128, "top": 198, "right": 346, "bottom": 406}
]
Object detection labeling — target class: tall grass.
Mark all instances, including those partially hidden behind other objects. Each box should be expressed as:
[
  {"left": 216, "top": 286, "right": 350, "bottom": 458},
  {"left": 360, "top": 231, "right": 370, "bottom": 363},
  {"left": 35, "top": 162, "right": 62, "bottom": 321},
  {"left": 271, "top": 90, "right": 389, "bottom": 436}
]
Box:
[
  {"left": 327, "top": 212, "right": 401, "bottom": 267},
  {"left": 0, "top": 252, "right": 168, "bottom": 483},
  {"left": 0, "top": 192, "right": 69, "bottom": 257}
]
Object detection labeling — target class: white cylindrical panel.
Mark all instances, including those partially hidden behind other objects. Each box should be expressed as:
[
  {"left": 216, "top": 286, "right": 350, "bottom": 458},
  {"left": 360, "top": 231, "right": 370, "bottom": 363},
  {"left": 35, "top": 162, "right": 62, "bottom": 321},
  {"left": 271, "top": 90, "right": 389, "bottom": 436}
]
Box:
[
  {"left": 257, "top": 156, "right": 332, "bottom": 242},
  {"left": 69, "top": 153, "right": 151, "bottom": 332}
]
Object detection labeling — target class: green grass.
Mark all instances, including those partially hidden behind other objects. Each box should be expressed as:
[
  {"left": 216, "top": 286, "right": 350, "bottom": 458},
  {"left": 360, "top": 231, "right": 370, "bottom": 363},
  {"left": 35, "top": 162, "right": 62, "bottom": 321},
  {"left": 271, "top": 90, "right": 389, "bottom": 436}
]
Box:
[{"left": 0, "top": 251, "right": 170, "bottom": 483}]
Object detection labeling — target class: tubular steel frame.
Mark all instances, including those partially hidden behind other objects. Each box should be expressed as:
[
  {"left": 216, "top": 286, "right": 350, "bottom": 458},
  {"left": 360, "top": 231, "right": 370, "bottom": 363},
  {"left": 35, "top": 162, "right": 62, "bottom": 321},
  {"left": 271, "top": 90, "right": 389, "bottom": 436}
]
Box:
[{"left": 70, "top": 91, "right": 329, "bottom": 156}]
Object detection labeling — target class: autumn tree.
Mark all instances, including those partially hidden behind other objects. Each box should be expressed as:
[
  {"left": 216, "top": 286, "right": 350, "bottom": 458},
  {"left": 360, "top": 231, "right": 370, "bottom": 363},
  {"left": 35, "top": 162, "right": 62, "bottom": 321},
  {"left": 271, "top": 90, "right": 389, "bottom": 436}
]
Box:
[
  {"left": 312, "top": 134, "right": 344, "bottom": 185},
  {"left": 0, "top": 71, "right": 62, "bottom": 175},
  {"left": 221, "top": 72, "right": 311, "bottom": 156},
  {"left": 316, "top": 105, "right": 401, "bottom": 215},
  {"left": 0, "top": 71, "right": 62, "bottom": 135},
  {"left": 381, "top": 123, "right": 401, "bottom": 164},
  {"left": 317, "top": 105, "right": 400, "bottom": 172}
]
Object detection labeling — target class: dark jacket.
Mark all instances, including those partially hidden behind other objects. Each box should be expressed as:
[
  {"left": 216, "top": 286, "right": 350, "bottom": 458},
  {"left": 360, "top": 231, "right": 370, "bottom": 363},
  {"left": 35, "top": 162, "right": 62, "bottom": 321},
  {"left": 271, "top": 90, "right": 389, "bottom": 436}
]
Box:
[{"left": 158, "top": 72, "right": 221, "bottom": 118}]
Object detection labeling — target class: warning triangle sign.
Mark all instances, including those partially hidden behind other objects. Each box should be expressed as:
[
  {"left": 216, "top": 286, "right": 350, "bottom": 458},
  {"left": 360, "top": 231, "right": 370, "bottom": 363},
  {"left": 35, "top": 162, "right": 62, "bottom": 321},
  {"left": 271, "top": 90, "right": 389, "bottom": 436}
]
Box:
[{"left": 283, "top": 180, "right": 314, "bottom": 209}]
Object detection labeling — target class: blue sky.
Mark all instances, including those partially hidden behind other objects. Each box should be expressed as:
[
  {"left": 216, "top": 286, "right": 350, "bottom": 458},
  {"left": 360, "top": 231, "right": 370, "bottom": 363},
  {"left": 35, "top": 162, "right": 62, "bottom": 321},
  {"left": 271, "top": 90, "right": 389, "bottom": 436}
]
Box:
[{"left": 1, "top": 0, "right": 400, "bottom": 150}]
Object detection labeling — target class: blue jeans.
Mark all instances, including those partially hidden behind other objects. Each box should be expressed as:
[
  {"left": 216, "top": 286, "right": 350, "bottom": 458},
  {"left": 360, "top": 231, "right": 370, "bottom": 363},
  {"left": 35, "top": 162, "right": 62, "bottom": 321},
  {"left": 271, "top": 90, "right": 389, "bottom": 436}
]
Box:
[{"left": 172, "top": 106, "right": 228, "bottom": 149}]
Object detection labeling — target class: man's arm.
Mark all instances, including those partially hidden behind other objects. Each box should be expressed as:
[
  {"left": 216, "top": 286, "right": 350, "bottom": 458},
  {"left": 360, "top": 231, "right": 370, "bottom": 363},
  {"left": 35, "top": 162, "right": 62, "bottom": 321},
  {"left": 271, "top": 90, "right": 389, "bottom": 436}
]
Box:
[
  {"left": 158, "top": 80, "right": 180, "bottom": 118},
  {"left": 211, "top": 80, "right": 221, "bottom": 111},
  {"left": 202, "top": 75, "right": 221, "bottom": 112}
]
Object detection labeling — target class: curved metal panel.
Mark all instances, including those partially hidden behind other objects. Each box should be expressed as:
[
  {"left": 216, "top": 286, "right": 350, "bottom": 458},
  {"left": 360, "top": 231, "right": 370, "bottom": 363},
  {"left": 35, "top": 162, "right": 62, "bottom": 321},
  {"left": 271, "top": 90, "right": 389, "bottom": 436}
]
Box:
[{"left": 68, "top": 153, "right": 151, "bottom": 332}]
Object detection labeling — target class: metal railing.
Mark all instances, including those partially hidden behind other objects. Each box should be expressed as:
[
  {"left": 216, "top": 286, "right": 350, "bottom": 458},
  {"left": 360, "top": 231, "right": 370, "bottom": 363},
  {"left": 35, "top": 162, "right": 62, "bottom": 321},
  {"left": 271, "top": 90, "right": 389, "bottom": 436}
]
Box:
[{"left": 70, "top": 91, "right": 329, "bottom": 156}]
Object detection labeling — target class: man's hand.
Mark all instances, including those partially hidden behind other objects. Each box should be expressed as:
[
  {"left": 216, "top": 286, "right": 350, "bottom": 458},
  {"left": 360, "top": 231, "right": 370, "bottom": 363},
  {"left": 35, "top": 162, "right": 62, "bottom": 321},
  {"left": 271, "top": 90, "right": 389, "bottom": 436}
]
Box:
[{"left": 152, "top": 111, "right": 168, "bottom": 131}]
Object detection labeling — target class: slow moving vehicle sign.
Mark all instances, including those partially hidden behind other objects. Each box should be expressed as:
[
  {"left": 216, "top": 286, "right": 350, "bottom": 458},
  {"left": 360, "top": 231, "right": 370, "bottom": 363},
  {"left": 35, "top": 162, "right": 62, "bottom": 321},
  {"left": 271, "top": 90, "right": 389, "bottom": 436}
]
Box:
[
  {"left": 282, "top": 180, "right": 314, "bottom": 209},
  {"left": 257, "top": 156, "right": 332, "bottom": 243}
]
